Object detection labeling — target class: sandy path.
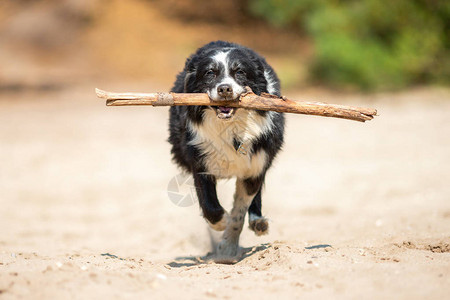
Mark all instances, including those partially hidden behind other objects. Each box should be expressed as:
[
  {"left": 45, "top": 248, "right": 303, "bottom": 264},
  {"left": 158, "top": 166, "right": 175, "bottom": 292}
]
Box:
[{"left": 0, "top": 85, "right": 449, "bottom": 299}]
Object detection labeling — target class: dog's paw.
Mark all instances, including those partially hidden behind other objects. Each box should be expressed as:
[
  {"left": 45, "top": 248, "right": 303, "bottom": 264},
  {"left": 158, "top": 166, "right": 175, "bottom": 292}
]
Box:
[
  {"left": 249, "top": 216, "right": 269, "bottom": 236},
  {"left": 216, "top": 239, "right": 239, "bottom": 257},
  {"left": 207, "top": 212, "right": 229, "bottom": 231}
]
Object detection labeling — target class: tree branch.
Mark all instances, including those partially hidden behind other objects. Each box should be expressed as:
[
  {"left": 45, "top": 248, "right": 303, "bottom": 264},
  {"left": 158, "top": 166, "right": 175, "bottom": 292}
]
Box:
[{"left": 95, "top": 87, "right": 377, "bottom": 122}]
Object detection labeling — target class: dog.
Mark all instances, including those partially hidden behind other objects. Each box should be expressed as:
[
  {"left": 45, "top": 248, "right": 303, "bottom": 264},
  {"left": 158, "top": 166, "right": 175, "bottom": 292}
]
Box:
[{"left": 168, "top": 41, "right": 285, "bottom": 258}]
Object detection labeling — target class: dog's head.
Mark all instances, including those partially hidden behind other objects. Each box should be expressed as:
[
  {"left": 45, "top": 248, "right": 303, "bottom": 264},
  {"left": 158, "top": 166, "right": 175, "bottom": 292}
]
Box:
[{"left": 184, "top": 45, "right": 276, "bottom": 120}]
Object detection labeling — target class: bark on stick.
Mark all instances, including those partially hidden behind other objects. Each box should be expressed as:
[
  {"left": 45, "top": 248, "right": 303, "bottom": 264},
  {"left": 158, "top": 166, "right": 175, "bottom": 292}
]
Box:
[{"left": 96, "top": 88, "right": 377, "bottom": 122}]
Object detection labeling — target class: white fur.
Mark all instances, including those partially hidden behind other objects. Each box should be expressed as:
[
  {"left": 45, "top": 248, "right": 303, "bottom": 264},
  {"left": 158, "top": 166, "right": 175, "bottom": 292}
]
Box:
[
  {"left": 248, "top": 213, "right": 269, "bottom": 236},
  {"left": 248, "top": 213, "right": 261, "bottom": 223},
  {"left": 264, "top": 70, "right": 277, "bottom": 95},
  {"left": 213, "top": 51, "right": 230, "bottom": 74},
  {"left": 217, "top": 179, "right": 255, "bottom": 257},
  {"left": 208, "top": 51, "right": 245, "bottom": 100},
  {"left": 188, "top": 108, "right": 274, "bottom": 179}
]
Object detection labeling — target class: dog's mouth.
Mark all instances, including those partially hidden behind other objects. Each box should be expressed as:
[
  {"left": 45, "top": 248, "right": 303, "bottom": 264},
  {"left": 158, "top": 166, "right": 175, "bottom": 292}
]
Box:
[{"left": 215, "top": 106, "right": 236, "bottom": 120}]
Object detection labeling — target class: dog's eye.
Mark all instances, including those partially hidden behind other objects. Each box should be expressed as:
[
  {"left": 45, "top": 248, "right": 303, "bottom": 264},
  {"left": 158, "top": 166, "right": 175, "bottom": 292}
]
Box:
[
  {"left": 205, "top": 70, "right": 215, "bottom": 77},
  {"left": 235, "top": 70, "right": 246, "bottom": 77}
]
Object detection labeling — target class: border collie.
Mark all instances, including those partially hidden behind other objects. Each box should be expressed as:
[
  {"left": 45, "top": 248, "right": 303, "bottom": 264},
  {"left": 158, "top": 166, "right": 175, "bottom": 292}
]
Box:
[{"left": 168, "top": 41, "right": 285, "bottom": 258}]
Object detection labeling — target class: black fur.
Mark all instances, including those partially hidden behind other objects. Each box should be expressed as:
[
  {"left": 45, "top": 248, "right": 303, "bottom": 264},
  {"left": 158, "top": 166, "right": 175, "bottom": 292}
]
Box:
[{"left": 168, "top": 41, "right": 285, "bottom": 227}]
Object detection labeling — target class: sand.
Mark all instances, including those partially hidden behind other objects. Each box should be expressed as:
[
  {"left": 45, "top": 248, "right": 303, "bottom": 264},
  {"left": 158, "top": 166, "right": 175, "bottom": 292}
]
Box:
[{"left": 0, "top": 85, "right": 449, "bottom": 299}]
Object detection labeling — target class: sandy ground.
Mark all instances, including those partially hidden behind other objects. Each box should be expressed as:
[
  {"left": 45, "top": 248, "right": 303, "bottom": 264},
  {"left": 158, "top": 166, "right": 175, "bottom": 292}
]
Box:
[{"left": 0, "top": 84, "right": 449, "bottom": 299}]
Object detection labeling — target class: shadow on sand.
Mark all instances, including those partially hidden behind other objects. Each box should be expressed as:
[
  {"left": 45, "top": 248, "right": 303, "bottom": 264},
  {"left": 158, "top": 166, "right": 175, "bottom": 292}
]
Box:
[
  {"left": 167, "top": 242, "right": 333, "bottom": 267},
  {"left": 167, "top": 243, "right": 272, "bottom": 267}
]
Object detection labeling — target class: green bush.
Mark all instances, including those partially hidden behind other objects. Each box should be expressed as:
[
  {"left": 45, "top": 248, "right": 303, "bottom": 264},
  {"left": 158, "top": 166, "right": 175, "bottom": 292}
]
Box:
[{"left": 249, "top": 0, "right": 450, "bottom": 90}]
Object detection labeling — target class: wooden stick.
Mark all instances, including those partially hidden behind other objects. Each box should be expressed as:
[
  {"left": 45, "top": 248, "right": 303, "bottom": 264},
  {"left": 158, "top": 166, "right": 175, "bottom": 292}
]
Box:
[{"left": 96, "top": 87, "right": 377, "bottom": 122}]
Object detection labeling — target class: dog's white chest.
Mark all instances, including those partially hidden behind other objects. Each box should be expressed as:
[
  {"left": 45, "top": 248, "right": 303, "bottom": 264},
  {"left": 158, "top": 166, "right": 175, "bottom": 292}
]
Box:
[
  {"left": 200, "top": 138, "right": 267, "bottom": 179},
  {"left": 188, "top": 109, "right": 273, "bottom": 179}
]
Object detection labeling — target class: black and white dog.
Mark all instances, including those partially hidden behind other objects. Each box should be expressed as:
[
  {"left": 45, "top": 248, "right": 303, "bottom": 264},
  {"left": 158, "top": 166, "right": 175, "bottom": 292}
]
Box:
[{"left": 168, "top": 41, "right": 285, "bottom": 257}]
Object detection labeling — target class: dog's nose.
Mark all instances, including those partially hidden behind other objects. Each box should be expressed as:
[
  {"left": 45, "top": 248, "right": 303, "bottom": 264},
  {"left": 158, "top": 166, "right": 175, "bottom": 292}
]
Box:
[{"left": 217, "top": 84, "right": 233, "bottom": 99}]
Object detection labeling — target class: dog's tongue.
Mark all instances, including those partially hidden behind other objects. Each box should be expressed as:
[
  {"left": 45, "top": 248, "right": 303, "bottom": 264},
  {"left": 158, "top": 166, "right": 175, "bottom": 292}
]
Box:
[{"left": 218, "top": 106, "right": 232, "bottom": 113}]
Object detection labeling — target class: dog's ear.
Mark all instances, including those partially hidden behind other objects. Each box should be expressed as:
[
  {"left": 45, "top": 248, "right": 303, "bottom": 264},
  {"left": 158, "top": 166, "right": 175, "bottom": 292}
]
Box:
[
  {"left": 184, "top": 54, "right": 198, "bottom": 73},
  {"left": 184, "top": 72, "right": 195, "bottom": 93},
  {"left": 255, "top": 57, "right": 267, "bottom": 77},
  {"left": 183, "top": 57, "right": 192, "bottom": 71},
  {"left": 183, "top": 56, "right": 199, "bottom": 92},
  {"left": 244, "top": 54, "right": 272, "bottom": 95}
]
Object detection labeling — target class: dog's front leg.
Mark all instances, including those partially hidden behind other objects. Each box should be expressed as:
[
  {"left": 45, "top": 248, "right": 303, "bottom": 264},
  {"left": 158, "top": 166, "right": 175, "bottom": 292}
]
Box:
[
  {"left": 247, "top": 188, "right": 269, "bottom": 236},
  {"left": 247, "top": 173, "right": 270, "bottom": 236},
  {"left": 217, "top": 177, "right": 263, "bottom": 257},
  {"left": 192, "top": 171, "right": 227, "bottom": 231}
]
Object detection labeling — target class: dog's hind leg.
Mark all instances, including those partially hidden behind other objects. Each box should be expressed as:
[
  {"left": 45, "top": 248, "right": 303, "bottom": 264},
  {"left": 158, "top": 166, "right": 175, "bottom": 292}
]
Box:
[
  {"left": 193, "top": 171, "right": 228, "bottom": 231},
  {"left": 217, "top": 176, "right": 263, "bottom": 257},
  {"left": 248, "top": 188, "right": 269, "bottom": 236}
]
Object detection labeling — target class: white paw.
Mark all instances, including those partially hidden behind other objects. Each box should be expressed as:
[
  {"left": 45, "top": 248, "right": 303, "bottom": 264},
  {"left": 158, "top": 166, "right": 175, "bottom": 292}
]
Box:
[
  {"left": 207, "top": 212, "right": 229, "bottom": 231},
  {"left": 249, "top": 216, "right": 269, "bottom": 236},
  {"left": 216, "top": 239, "right": 239, "bottom": 257}
]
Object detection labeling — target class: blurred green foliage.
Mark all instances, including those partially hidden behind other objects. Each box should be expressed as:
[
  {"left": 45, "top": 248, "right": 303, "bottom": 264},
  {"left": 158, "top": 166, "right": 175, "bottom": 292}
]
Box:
[{"left": 249, "top": 0, "right": 450, "bottom": 90}]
